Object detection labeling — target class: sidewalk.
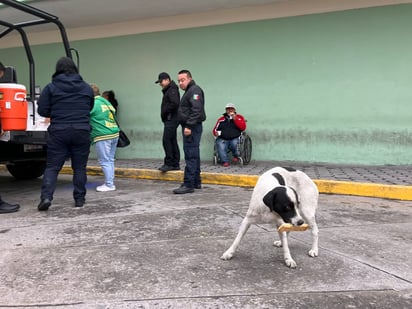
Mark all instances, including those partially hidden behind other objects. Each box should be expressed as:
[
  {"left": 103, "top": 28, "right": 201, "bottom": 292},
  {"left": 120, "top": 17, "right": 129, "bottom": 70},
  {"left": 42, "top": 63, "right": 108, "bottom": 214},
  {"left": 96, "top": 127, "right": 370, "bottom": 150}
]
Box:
[{"left": 62, "top": 158, "right": 412, "bottom": 201}]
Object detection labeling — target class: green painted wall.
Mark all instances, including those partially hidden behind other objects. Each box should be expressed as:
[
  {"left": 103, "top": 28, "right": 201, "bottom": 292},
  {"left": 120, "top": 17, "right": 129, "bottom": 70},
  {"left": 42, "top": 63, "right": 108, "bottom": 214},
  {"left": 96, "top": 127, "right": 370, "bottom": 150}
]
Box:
[{"left": 2, "top": 4, "right": 412, "bottom": 165}]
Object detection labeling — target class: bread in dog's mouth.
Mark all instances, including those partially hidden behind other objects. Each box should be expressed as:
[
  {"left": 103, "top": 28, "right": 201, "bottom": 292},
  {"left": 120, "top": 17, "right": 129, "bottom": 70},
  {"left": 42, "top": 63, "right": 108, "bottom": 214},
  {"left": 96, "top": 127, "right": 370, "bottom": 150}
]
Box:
[{"left": 278, "top": 223, "right": 309, "bottom": 232}]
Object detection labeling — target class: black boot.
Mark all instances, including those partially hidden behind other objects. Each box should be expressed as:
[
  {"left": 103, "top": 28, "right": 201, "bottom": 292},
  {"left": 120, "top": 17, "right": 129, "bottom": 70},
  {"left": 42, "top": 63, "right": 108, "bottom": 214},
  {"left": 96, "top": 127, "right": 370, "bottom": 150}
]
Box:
[
  {"left": 0, "top": 199, "right": 20, "bottom": 214},
  {"left": 38, "top": 199, "right": 51, "bottom": 211},
  {"left": 173, "top": 185, "right": 194, "bottom": 194}
]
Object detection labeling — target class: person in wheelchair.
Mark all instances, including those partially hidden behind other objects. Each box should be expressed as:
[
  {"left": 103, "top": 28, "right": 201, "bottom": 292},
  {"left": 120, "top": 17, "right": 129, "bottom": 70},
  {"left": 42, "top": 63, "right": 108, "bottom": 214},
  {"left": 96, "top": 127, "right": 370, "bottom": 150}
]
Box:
[{"left": 212, "top": 103, "right": 247, "bottom": 167}]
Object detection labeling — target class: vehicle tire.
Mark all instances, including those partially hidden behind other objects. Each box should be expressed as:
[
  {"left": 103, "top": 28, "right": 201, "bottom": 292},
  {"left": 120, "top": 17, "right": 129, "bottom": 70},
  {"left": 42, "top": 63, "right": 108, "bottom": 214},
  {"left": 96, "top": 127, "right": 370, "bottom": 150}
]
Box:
[{"left": 6, "top": 161, "right": 46, "bottom": 180}]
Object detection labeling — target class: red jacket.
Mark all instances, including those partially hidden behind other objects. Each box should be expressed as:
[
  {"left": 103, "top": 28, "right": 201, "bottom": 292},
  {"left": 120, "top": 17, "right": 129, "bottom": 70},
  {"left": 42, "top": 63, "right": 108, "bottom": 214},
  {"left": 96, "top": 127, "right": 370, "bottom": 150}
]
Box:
[{"left": 212, "top": 113, "right": 247, "bottom": 139}]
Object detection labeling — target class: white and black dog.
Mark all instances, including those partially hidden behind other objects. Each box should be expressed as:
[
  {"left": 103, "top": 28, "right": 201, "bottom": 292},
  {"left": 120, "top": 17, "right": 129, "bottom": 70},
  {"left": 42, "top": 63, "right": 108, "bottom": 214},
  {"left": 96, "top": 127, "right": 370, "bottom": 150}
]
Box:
[{"left": 221, "top": 166, "right": 319, "bottom": 268}]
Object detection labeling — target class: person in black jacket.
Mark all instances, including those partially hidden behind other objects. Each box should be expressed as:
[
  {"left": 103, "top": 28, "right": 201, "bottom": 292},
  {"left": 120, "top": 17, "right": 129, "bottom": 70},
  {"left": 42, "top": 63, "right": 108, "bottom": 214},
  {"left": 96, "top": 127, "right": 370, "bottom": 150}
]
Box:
[
  {"left": 0, "top": 62, "right": 5, "bottom": 80},
  {"left": 155, "top": 72, "right": 181, "bottom": 172},
  {"left": 36, "top": 57, "right": 94, "bottom": 211},
  {"left": 173, "top": 69, "right": 206, "bottom": 194},
  {"left": 212, "top": 103, "right": 247, "bottom": 166},
  {"left": 0, "top": 61, "right": 16, "bottom": 83}
]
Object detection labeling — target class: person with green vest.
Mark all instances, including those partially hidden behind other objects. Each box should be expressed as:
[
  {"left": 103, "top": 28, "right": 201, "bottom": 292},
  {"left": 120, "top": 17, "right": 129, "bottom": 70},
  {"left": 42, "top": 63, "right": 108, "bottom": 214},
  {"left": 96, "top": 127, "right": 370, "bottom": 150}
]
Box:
[{"left": 90, "top": 83, "right": 120, "bottom": 192}]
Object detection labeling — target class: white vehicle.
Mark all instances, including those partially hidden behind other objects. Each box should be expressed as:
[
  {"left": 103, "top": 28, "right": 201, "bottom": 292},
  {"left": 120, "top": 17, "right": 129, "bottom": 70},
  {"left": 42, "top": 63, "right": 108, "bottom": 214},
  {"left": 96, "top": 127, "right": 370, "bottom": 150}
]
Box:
[{"left": 0, "top": 0, "right": 76, "bottom": 179}]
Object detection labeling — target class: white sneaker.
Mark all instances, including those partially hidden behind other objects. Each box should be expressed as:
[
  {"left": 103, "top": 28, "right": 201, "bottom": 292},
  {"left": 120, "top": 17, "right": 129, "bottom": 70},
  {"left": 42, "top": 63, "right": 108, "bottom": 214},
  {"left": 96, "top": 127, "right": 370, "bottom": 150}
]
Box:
[{"left": 96, "top": 184, "right": 116, "bottom": 192}]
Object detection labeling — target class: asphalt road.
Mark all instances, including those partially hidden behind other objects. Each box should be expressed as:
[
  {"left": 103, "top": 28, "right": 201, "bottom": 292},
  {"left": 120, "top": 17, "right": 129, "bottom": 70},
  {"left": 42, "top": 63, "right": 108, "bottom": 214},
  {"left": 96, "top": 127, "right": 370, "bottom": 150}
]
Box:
[{"left": 0, "top": 172, "right": 411, "bottom": 308}]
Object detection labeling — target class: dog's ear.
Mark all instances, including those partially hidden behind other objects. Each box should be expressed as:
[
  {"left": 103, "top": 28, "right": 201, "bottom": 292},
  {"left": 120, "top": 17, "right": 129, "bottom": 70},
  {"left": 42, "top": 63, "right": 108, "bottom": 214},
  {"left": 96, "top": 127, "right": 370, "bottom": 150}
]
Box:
[{"left": 263, "top": 187, "right": 281, "bottom": 211}]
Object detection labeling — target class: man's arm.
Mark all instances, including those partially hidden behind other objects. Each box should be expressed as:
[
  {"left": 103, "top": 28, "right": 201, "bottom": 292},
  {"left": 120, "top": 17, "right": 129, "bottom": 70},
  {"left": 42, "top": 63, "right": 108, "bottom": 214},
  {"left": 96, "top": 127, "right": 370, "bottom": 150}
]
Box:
[
  {"left": 165, "top": 88, "right": 180, "bottom": 114},
  {"left": 37, "top": 85, "right": 52, "bottom": 117},
  {"left": 212, "top": 116, "right": 225, "bottom": 136},
  {"left": 185, "top": 89, "right": 204, "bottom": 128},
  {"left": 233, "top": 114, "right": 247, "bottom": 131}
]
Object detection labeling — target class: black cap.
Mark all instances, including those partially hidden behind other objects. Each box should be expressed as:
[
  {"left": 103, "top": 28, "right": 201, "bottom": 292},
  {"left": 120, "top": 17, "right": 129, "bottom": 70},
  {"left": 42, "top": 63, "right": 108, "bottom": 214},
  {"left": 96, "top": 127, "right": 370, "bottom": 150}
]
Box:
[{"left": 155, "top": 72, "right": 170, "bottom": 84}]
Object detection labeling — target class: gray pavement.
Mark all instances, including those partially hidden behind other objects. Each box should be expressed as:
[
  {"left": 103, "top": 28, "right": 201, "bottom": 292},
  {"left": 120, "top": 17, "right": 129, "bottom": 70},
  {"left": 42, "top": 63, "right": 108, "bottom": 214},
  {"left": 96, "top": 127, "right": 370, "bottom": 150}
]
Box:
[{"left": 0, "top": 171, "right": 411, "bottom": 308}]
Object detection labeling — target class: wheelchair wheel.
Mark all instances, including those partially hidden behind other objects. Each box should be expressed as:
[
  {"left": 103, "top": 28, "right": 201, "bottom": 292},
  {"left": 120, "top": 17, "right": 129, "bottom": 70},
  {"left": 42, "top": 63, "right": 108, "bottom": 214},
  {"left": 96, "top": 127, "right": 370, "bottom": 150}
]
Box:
[
  {"left": 242, "top": 135, "right": 252, "bottom": 165},
  {"left": 213, "top": 139, "right": 218, "bottom": 165},
  {"left": 213, "top": 155, "right": 218, "bottom": 165}
]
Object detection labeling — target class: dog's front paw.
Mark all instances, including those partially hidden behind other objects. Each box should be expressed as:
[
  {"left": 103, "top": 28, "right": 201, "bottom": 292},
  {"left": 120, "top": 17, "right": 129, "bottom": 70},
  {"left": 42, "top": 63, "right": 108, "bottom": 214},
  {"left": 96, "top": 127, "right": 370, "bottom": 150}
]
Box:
[
  {"left": 273, "top": 240, "right": 282, "bottom": 247},
  {"left": 308, "top": 248, "right": 318, "bottom": 257},
  {"left": 285, "top": 258, "right": 297, "bottom": 268},
  {"left": 221, "top": 250, "right": 234, "bottom": 260}
]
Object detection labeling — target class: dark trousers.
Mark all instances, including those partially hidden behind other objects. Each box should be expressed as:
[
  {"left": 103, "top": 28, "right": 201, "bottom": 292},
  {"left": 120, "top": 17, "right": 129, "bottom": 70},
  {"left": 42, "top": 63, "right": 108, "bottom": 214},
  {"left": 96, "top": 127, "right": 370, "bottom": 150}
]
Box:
[
  {"left": 163, "top": 120, "right": 180, "bottom": 167},
  {"left": 182, "top": 123, "right": 202, "bottom": 188},
  {"left": 41, "top": 127, "right": 90, "bottom": 202}
]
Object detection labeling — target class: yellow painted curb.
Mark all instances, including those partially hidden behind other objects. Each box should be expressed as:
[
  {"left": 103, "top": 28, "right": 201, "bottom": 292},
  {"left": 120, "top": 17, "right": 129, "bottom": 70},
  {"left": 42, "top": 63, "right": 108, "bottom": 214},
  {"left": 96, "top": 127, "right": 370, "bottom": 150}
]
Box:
[
  {"left": 2, "top": 164, "right": 411, "bottom": 201},
  {"left": 314, "top": 179, "right": 412, "bottom": 201},
  {"left": 60, "top": 165, "right": 412, "bottom": 201}
]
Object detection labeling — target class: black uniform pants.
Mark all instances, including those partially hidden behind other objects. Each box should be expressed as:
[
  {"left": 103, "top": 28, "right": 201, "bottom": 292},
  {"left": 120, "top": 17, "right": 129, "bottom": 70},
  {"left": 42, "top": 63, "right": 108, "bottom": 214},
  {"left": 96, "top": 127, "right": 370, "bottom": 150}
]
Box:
[
  {"left": 41, "top": 127, "right": 90, "bottom": 202},
  {"left": 182, "top": 123, "right": 202, "bottom": 188},
  {"left": 163, "top": 120, "right": 180, "bottom": 167}
]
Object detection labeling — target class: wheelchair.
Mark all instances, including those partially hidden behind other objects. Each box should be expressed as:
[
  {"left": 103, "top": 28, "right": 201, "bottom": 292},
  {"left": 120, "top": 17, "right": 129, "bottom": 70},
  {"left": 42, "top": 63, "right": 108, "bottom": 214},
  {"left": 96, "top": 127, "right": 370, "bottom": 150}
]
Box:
[{"left": 213, "top": 131, "right": 252, "bottom": 166}]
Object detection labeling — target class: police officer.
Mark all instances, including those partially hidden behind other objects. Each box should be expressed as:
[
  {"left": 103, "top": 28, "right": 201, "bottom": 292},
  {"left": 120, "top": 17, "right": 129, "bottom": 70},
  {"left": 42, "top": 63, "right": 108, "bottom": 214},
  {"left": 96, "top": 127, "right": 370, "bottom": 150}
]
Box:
[
  {"left": 173, "top": 69, "right": 206, "bottom": 194},
  {"left": 155, "top": 72, "right": 181, "bottom": 172}
]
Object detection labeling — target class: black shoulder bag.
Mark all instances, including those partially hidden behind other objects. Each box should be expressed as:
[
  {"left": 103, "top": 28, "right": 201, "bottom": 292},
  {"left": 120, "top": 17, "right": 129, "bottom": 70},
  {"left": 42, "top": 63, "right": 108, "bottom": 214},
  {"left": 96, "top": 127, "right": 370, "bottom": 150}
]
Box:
[{"left": 107, "top": 106, "right": 130, "bottom": 148}]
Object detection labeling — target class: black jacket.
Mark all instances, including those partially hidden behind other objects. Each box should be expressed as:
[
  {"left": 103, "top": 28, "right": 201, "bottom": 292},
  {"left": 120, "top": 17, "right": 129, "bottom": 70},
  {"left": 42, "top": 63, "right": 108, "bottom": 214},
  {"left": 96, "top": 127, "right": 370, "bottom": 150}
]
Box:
[
  {"left": 37, "top": 73, "right": 94, "bottom": 130},
  {"left": 160, "top": 80, "right": 180, "bottom": 122},
  {"left": 216, "top": 114, "right": 242, "bottom": 140},
  {"left": 178, "top": 80, "right": 206, "bottom": 129}
]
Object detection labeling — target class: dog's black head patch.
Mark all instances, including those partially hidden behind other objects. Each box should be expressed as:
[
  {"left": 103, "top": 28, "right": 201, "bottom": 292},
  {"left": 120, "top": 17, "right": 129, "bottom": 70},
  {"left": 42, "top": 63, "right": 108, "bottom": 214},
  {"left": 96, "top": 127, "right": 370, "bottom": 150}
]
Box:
[{"left": 263, "top": 187, "right": 298, "bottom": 223}]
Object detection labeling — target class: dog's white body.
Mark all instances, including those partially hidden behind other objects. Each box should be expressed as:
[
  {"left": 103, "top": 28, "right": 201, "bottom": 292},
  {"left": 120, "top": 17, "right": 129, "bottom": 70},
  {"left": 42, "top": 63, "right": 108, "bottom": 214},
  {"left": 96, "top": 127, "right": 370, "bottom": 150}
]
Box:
[{"left": 221, "top": 167, "right": 319, "bottom": 268}]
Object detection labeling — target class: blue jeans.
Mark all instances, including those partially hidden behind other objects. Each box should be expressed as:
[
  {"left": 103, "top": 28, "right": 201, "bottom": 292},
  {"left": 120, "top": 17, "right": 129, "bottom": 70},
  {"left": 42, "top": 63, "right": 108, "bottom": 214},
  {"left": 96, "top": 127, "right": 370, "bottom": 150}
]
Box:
[
  {"left": 95, "top": 137, "right": 118, "bottom": 187},
  {"left": 216, "top": 137, "right": 239, "bottom": 164}
]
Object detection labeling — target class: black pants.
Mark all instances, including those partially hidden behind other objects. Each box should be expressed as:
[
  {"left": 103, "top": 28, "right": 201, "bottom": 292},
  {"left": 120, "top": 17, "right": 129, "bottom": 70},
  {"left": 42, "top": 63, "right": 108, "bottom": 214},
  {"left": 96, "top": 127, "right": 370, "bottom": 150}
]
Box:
[
  {"left": 182, "top": 123, "right": 202, "bottom": 188},
  {"left": 163, "top": 120, "right": 180, "bottom": 167},
  {"left": 41, "top": 127, "right": 90, "bottom": 202}
]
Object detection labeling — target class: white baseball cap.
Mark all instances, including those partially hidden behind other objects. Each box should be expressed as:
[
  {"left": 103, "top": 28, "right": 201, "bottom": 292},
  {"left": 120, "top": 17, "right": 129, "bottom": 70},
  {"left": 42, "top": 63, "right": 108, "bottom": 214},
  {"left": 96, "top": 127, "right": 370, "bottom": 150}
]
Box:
[{"left": 225, "top": 103, "right": 236, "bottom": 109}]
